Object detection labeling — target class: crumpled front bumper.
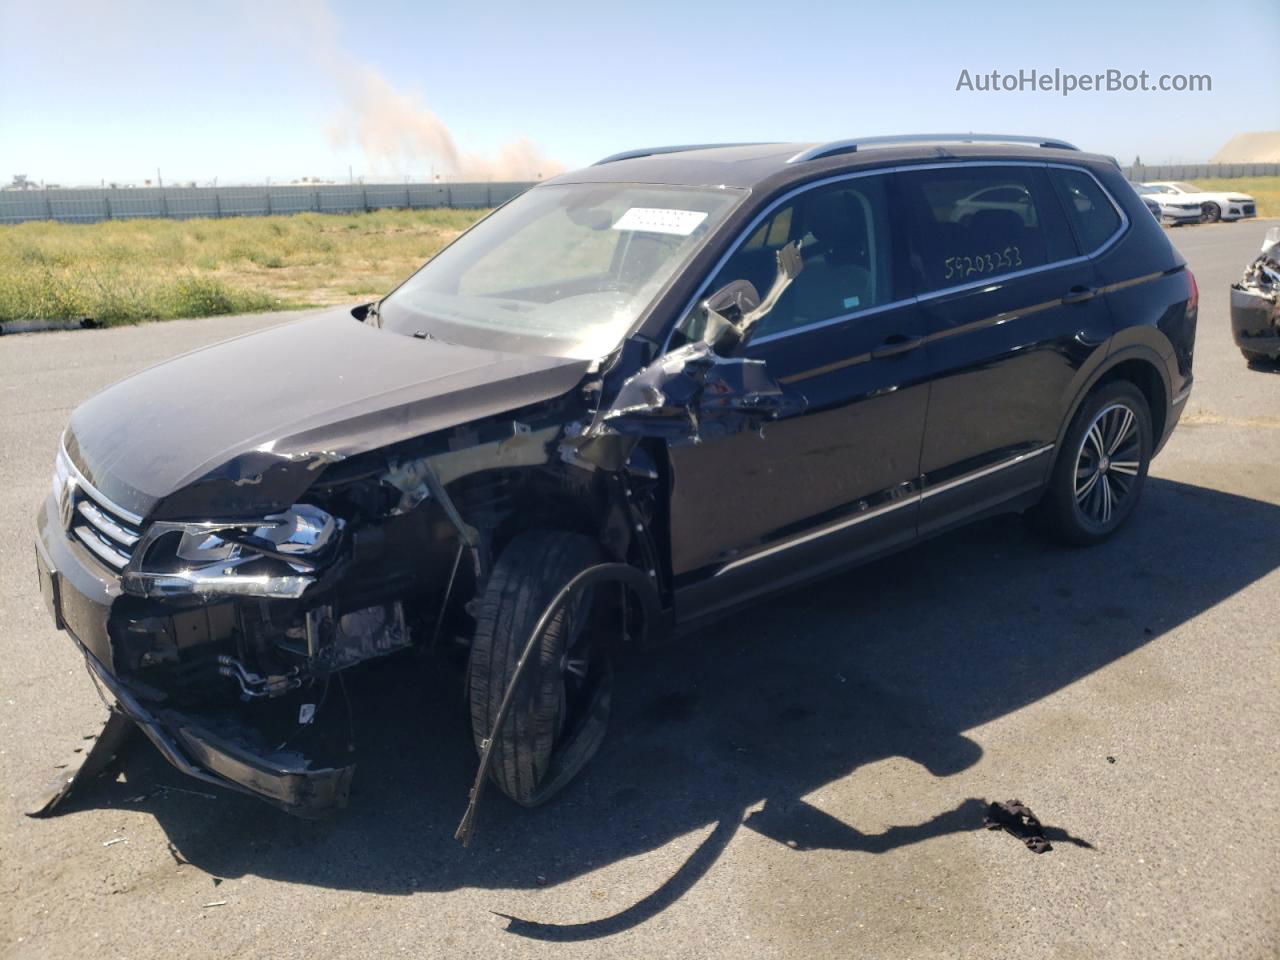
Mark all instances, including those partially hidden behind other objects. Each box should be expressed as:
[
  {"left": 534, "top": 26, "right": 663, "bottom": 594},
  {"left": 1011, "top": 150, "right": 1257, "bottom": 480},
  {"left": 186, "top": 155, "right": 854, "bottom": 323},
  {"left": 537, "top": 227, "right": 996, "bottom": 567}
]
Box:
[
  {"left": 35, "top": 498, "right": 354, "bottom": 817},
  {"left": 79, "top": 638, "right": 353, "bottom": 816}
]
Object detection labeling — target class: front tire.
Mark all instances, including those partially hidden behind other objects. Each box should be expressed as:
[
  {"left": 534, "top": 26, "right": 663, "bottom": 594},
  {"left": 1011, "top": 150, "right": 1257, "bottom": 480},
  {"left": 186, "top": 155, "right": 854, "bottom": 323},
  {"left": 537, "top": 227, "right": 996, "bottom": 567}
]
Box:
[
  {"left": 1036, "top": 382, "right": 1153, "bottom": 546},
  {"left": 1200, "top": 202, "right": 1221, "bottom": 223},
  {"left": 468, "top": 530, "right": 612, "bottom": 807}
]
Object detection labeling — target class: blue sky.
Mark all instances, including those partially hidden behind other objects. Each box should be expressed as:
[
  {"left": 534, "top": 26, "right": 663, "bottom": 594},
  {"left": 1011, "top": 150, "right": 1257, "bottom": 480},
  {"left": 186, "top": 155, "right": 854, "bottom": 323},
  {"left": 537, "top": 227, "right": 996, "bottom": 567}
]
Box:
[{"left": 1, "top": 0, "right": 1276, "bottom": 185}]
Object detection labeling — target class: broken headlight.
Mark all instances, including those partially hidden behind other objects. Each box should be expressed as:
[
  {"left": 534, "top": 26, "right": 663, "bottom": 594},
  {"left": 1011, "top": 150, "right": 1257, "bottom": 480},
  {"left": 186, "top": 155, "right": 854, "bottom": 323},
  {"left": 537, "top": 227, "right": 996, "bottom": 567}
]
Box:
[
  {"left": 176, "top": 504, "right": 337, "bottom": 564},
  {"left": 124, "top": 504, "right": 341, "bottom": 600}
]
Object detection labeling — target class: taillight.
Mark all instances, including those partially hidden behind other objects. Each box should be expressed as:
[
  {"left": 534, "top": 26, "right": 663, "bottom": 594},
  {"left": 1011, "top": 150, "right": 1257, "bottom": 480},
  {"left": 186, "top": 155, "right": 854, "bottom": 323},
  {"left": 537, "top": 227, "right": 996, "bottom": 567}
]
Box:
[{"left": 1186, "top": 268, "right": 1199, "bottom": 312}]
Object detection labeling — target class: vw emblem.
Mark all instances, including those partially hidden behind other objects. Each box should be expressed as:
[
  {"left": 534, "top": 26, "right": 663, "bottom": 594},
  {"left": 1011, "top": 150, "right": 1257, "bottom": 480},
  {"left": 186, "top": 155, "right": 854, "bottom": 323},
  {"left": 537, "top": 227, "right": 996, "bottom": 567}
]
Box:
[{"left": 58, "top": 476, "right": 78, "bottom": 532}]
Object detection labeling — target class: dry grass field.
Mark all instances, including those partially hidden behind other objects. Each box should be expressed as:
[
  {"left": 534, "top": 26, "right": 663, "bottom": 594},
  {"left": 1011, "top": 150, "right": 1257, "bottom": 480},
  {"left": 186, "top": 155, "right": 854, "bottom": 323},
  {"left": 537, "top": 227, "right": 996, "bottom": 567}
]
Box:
[{"left": 0, "top": 208, "right": 486, "bottom": 325}]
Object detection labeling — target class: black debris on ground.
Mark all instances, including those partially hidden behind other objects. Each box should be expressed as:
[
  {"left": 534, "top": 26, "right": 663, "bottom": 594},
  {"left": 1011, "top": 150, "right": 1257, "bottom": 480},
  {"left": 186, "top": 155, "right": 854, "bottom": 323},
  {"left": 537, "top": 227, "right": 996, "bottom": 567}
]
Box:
[{"left": 984, "top": 799, "right": 1053, "bottom": 853}]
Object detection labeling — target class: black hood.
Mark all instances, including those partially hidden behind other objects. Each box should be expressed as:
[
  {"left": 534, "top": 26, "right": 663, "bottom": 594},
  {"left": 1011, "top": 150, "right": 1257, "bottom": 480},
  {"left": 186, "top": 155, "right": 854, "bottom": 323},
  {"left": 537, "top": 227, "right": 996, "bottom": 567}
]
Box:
[{"left": 66, "top": 308, "right": 589, "bottom": 520}]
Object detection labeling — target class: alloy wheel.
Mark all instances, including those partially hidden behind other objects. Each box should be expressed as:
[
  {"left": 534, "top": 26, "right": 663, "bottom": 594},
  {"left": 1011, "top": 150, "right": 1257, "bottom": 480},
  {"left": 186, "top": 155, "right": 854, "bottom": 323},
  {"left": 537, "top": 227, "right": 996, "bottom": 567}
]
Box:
[{"left": 1073, "top": 402, "right": 1142, "bottom": 526}]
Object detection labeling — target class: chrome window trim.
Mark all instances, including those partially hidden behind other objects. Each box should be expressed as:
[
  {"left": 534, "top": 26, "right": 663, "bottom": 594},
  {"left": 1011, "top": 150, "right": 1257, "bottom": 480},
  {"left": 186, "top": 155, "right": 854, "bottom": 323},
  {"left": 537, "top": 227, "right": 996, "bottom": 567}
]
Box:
[
  {"left": 749, "top": 297, "right": 916, "bottom": 347},
  {"left": 58, "top": 439, "right": 145, "bottom": 525},
  {"left": 920, "top": 444, "right": 1055, "bottom": 500},
  {"left": 659, "top": 160, "right": 1130, "bottom": 355}
]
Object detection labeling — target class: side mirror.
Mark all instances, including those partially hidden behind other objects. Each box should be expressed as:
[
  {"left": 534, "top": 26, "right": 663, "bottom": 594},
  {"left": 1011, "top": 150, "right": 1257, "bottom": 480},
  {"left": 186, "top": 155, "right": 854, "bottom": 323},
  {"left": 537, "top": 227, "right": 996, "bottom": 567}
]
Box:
[
  {"left": 683, "top": 240, "right": 806, "bottom": 354},
  {"left": 701, "top": 279, "right": 761, "bottom": 353}
]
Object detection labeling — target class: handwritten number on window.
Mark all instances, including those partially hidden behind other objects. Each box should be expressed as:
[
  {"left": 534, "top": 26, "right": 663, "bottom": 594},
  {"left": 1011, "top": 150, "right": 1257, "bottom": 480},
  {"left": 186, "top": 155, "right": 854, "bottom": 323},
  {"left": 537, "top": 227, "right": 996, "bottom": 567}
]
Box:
[{"left": 943, "top": 246, "right": 1022, "bottom": 281}]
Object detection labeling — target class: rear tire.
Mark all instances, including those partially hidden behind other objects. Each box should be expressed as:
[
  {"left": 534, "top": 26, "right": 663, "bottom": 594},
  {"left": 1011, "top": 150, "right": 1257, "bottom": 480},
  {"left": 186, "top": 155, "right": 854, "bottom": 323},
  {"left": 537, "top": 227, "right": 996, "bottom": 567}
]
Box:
[
  {"left": 1035, "top": 382, "right": 1153, "bottom": 546},
  {"left": 468, "top": 530, "right": 612, "bottom": 807}
]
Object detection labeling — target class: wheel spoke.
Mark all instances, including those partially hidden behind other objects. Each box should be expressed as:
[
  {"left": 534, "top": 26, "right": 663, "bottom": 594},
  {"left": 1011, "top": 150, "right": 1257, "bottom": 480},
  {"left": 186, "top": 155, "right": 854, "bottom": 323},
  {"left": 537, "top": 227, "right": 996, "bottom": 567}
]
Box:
[
  {"left": 1087, "top": 423, "right": 1106, "bottom": 458},
  {"left": 1107, "top": 408, "right": 1135, "bottom": 455},
  {"left": 1100, "top": 474, "right": 1113, "bottom": 522},
  {"left": 1076, "top": 469, "right": 1101, "bottom": 499},
  {"left": 563, "top": 658, "right": 589, "bottom": 680},
  {"left": 1109, "top": 460, "right": 1140, "bottom": 476}
]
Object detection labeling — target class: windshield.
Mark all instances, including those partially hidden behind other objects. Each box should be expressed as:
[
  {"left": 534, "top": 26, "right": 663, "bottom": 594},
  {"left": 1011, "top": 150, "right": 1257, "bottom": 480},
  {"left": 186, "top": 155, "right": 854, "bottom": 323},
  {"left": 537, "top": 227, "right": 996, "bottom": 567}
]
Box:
[
  {"left": 1170, "top": 182, "right": 1200, "bottom": 193},
  {"left": 1134, "top": 184, "right": 1157, "bottom": 195},
  {"left": 379, "top": 182, "right": 744, "bottom": 359}
]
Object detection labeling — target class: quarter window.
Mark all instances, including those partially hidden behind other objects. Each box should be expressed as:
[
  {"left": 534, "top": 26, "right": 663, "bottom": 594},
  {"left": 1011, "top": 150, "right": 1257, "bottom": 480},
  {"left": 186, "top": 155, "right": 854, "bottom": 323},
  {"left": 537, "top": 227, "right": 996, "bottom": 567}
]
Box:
[
  {"left": 1052, "top": 169, "right": 1123, "bottom": 253},
  {"left": 900, "top": 166, "right": 1076, "bottom": 292}
]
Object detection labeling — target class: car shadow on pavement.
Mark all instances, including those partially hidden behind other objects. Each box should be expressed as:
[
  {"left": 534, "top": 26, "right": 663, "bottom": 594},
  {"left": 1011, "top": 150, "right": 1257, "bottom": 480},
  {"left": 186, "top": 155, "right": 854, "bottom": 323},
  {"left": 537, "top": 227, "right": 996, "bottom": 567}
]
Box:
[{"left": 63, "top": 476, "right": 1280, "bottom": 940}]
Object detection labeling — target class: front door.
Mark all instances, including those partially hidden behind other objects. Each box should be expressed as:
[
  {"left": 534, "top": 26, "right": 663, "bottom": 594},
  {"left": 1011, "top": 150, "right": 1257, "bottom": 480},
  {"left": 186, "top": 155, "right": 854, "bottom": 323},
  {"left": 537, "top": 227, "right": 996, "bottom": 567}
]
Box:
[{"left": 666, "top": 173, "right": 930, "bottom": 619}]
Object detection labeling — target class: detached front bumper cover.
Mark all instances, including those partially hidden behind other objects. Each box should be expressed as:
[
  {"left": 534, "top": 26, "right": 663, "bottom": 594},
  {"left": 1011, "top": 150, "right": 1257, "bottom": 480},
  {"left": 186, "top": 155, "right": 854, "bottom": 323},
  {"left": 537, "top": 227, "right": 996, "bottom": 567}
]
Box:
[{"left": 49, "top": 640, "right": 354, "bottom": 817}]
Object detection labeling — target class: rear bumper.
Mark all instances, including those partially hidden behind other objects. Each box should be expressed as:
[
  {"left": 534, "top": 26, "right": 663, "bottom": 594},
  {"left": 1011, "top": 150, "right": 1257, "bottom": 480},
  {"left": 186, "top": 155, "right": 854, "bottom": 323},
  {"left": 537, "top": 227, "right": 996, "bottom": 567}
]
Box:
[{"left": 35, "top": 501, "right": 353, "bottom": 817}]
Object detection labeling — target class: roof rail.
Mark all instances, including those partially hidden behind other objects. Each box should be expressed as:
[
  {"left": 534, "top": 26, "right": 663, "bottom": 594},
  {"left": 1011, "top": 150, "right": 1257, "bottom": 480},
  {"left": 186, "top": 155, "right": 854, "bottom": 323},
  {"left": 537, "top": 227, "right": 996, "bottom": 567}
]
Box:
[
  {"left": 592, "top": 143, "right": 768, "bottom": 166},
  {"left": 786, "top": 134, "right": 1080, "bottom": 164}
]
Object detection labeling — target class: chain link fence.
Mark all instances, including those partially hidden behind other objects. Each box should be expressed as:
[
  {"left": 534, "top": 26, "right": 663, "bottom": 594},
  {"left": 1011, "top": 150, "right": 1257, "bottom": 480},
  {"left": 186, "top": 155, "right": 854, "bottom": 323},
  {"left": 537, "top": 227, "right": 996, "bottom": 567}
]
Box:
[{"left": 0, "top": 182, "right": 536, "bottom": 225}]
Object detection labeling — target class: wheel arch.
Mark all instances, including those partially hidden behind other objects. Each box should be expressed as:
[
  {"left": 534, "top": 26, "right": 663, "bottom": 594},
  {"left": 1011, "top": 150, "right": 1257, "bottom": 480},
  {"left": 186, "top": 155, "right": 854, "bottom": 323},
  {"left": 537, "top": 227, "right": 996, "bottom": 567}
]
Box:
[{"left": 1054, "top": 345, "right": 1171, "bottom": 456}]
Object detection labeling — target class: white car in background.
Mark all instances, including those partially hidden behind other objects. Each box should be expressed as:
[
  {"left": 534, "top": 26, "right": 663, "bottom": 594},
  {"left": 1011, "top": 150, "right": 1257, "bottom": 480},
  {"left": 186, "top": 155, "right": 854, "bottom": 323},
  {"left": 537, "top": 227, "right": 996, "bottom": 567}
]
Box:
[
  {"left": 1142, "top": 181, "right": 1257, "bottom": 223},
  {"left": 1134, "top": 184, "right": 1201, "bottom": 225}
]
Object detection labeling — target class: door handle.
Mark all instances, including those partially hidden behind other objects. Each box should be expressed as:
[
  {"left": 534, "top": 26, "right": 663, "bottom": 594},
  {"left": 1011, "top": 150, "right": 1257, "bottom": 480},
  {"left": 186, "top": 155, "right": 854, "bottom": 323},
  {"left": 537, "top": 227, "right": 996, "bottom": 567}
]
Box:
[
  {"left": 871, "top": 334, "right": 925, "bottom": 359},
  {"left": 1061, "top": 285, "right": 1099, "bottom": 305}
]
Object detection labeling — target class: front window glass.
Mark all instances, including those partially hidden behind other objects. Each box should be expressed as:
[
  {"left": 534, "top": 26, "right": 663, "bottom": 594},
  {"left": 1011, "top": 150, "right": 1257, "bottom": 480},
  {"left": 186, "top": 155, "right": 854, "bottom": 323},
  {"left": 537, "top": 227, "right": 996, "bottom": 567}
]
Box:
[
  {"left": 683, "top": 175, "right": 896, "bottom": 342},
  {"left": 379, "top": 183, "right": 743, "bottom": 359}
]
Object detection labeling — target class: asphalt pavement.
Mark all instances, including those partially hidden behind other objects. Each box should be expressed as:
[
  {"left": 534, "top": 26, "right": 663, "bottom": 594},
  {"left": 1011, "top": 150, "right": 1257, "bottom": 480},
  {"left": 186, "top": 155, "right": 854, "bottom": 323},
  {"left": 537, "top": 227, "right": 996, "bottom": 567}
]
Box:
[{"left": 1, "top": 220, "right": 1277, "bottom": 960}]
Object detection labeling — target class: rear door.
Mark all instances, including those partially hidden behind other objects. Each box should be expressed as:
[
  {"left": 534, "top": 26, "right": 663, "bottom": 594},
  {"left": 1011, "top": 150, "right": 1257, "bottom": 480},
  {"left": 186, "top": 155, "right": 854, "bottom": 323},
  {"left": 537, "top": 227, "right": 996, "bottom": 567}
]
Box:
[{"left": 899, "top": 162, "right": 1115, "bottom": 534}]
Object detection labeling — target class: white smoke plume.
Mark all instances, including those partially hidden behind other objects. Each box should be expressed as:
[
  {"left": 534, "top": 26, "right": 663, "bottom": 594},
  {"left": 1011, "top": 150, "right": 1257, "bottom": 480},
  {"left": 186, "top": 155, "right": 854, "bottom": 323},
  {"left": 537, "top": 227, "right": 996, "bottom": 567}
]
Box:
[{"left": 326, "top": 66, "right": 562, "bottom": 181}]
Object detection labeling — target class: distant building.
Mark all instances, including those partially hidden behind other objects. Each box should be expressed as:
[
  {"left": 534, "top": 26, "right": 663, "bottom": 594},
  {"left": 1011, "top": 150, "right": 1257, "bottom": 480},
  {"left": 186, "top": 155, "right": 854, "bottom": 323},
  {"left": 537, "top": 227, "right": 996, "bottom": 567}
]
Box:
[{"left": 1211, "top": 131, "right": 1280, "bottom": 163}]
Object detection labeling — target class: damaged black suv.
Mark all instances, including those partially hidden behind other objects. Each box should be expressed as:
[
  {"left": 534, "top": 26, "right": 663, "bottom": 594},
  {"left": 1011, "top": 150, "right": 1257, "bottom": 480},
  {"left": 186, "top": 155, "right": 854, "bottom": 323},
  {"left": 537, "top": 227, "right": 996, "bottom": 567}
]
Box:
[{"left": 35, "top": 135, "right": 1198, "bottom": 835}]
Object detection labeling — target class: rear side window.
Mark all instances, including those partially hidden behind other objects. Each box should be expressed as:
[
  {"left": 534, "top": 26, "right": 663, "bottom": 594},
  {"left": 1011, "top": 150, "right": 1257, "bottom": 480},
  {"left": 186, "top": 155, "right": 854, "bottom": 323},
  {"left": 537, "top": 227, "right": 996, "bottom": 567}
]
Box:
[
  {"left": 1052, "top": 169, "right": 1123, "bottom": 253},
  {"left": 899, "top": 166, "right": 1075, "bottom": 293}
]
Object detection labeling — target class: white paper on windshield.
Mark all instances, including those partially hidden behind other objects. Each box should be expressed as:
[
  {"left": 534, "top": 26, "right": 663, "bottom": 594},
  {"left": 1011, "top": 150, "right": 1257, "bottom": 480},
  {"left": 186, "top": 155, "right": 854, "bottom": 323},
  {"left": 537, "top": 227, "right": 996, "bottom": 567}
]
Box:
[{"left": 612, "top": 207, "right": 708, "bottom": 236}]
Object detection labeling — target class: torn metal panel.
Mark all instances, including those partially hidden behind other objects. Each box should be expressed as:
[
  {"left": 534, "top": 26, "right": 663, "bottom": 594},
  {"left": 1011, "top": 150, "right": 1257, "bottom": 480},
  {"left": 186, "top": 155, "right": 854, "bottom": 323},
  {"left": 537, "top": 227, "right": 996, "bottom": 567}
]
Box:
[
  {"left": 26, "top": 709, "right": 138, "bottom": 818},
  {"left": 568, "top": 341, "right": 806, "bottom": 470}
]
